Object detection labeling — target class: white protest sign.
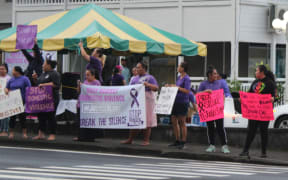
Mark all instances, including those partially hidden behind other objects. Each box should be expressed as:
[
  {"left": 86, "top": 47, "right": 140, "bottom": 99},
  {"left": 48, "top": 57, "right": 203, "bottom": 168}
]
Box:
[
  {"left": 0, "top": 90, "right": 24, "bottom": 119},
  {"left": 0, "top": 78, "right": 7, "bottom": 95},
  {"left": 5, "top": 51, "right": 29, "bottom": 75},
  {"left": 80, "top": 84, "right": 146, "bottom": 129},
  {"left": 155, "top": 87, "right": 178, "bottom": 115}
]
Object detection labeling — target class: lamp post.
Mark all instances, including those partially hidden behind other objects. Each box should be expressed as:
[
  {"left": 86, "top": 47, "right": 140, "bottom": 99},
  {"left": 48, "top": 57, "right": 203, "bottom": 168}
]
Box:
[{"left": 272, "top": 11, "right": 288, "bottom": 104}]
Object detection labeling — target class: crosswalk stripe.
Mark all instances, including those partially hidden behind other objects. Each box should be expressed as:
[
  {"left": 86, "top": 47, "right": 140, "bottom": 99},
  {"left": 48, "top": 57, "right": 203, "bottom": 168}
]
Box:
[
  {"left": 41, "top": 166, "right": 200, "bottom": 178},
  {"left": 153, "top": 163, "right": 282, "bottom": 174},
  {"left": 0, "top": 169, "right": 133, "bottom": 180},
  {"left": 8, "top": 167, "right": 164, "bottom": 180},
  {"left": 77, "top": 165, "right": 229, "bottom": 177},
  {"left": 206, "top": 161, "right": 288, "bottom": 170},
  {"left": 0, "top": 175, "right": 72, "bottom": 180}
]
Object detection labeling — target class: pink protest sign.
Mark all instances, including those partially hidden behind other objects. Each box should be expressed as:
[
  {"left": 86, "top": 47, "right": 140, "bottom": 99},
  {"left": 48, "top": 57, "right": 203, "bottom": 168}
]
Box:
[
  {"left": 16, "top": 25, "right": 37, "bottom": 50},
  {"left": 25, "top": 86, "right": 54, "bottom": 113},
  {"left": 196, "top": 89, "right": 224, "bottom": 122},
  {"left": 240, "top": 91, "right": 274, "bottom": 121}
]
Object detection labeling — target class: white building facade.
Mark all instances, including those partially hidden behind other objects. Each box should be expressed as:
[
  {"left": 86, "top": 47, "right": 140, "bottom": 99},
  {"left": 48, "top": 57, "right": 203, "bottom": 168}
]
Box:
[{"left": 10, "top": 0, "right": 288, "bottom": 87}]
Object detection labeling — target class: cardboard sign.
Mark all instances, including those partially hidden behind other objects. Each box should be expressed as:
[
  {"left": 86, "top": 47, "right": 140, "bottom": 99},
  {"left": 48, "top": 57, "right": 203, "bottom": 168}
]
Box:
[
  {"left": 80, "top": 84, "right": 146, "bottom": 129},
  {"left": 240, "top": 91, "right": 274, "bottom": 121},
  {"left": 155, "top": 87, "right": 178, "bottom": 115},
  {"left": 25, "top": 86, "right": 54, "bottom": 113},
  {"left": 0, "top": 90, "right": 24, "bottom": 119},
  {"left": 196, "top": 89, "right": 224, "bottom": 122},
  {"left": 16, "top": 25, "right": 37, "bottom": 50}
]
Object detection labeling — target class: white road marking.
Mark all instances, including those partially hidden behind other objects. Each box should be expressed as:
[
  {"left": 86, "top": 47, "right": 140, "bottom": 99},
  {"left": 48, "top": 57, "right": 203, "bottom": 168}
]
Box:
[{"left": 0, "top": 175, "right": 72, "bottom": 180}]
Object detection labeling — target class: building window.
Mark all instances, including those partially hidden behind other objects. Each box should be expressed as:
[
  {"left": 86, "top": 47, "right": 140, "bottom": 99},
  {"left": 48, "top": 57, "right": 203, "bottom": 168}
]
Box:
[
  {"left": 184, "top": 42, "right": 231, "bottom": 77},
  {"left": 239, "top": 43, "right": 271, "bottom": 77},
  {"left": 5, "top": 0, "right": 12, "bottom": 3},
  {"left": 276, "top": 44, "right": 286, "bottom": 78}
]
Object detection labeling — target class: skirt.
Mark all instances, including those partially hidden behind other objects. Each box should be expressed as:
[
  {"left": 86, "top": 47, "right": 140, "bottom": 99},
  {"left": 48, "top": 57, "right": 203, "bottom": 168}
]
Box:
[
  {"left": 171, "top": 102, "right": 189, "bottom": 116},
  {"left": 145, "top": 91, "right": 157, "bottom": 128}
]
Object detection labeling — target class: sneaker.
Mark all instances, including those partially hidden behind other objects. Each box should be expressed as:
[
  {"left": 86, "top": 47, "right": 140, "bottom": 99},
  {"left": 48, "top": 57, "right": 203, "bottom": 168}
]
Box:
[
  {"left": 206, "top": 145, "right": 216, "bottom": 153},
  {"left": 168, "top": 141, "right": 180, "bottom": 147},
  {"left": 178, "top": 141, "right": 186, "bottom": 150},
  {"left": 239, "top": 151, "right": 249, "bottom": 157},
  {"left": 221, "top": 145, "right": 230, "bottom": 154}
]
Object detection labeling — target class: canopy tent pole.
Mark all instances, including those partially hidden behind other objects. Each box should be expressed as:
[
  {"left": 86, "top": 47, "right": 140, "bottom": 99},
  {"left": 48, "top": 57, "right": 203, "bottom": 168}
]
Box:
[{"left": 204, "top": 56, "right": 207, "bottom": 80}]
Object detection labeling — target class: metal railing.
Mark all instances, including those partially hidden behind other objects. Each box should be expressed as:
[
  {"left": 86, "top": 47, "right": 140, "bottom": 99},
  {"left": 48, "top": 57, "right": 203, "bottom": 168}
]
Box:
[{"left": 16, "top": 0, "right": 64, "bottom": 5}]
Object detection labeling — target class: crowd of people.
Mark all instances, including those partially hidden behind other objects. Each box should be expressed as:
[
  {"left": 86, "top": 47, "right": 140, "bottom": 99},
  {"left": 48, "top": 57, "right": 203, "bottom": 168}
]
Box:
[{"left": 0, "top": 42, "right": 277, "bottom": 158}]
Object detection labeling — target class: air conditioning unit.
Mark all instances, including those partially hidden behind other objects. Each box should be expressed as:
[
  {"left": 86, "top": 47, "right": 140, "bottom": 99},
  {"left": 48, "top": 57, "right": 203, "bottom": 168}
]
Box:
[{"left": 268, "top": 5, "right": 288, "bottom": 32}]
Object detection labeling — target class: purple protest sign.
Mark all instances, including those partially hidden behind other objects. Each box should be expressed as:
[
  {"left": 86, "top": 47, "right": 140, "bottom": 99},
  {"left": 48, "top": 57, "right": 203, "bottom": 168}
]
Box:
[
  {"left": 25, "top": 86, "right": 54, "bottom": 113},
  {"left": 16, "top": 25, "right": 38, "bottom": 50}
]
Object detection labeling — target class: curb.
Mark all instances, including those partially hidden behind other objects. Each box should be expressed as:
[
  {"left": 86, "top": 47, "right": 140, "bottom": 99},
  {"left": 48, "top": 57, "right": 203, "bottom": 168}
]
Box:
[{"left": 1, "top": 138, "right": 288, "bottom": 167}]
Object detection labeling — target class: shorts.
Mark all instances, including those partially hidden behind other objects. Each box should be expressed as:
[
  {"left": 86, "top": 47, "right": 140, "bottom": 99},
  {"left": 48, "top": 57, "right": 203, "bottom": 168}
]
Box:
[{"left": 171, "top": 102, "right": 189, "bottom": 116}]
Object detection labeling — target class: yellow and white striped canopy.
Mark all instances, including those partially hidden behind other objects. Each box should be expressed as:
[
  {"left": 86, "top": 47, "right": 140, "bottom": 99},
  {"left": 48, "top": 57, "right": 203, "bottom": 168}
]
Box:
[{"left": 0, "top": 4, "right": 206, "bottom": 56}]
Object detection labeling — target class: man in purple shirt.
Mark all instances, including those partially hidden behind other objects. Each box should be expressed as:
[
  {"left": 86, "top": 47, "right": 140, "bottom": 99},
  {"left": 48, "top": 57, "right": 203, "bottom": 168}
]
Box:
[
  {"left": 78, "top": 42, "right": 104, "bottom": 83},
  {"left": 198, "top": 66, "right": 230, "bottom": 154}
]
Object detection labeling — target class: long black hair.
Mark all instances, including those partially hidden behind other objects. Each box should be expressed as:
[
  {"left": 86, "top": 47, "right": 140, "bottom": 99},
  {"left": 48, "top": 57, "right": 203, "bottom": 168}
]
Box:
[
  {"left": 180, "top": 62, "right": 188, "bottom": 72},
  {"left": 14, "top": 66, "right": 24, "bottom": 76},
  {"left": 87, "top": 68, "right": 99, "bottom": 80},
  {"left": 46, "top": 60, "right": 57, "bottom": 69},
  {"left": 257, "top": 65, "right": 275, "bottom": 83}
]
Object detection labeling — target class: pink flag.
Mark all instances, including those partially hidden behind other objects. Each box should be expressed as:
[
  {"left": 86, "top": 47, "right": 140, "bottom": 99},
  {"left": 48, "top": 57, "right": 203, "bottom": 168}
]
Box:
[
  {"left": 16, "top": 25, "right": 38, "bottom": 50},
  {"left": 240, "top": 91, "right": 274, "bottom": 121},
  {"left": 196, "top": 89, "right": 224, "bottom": 122}
]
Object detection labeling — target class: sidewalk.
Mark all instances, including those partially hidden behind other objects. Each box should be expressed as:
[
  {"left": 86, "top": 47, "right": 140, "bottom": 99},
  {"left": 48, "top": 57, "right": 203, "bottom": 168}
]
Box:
[{"left": 0, "top": 134, "right": 288, "bottom": 166}]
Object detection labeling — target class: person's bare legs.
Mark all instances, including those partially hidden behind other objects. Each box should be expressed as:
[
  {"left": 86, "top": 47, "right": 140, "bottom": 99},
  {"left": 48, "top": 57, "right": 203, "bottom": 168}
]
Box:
[
  {"left": 8, "top": 129, "right": 14, "bottom": 139},
  {"left": 171, "top": 115, "right": 180, "bottom": 141},
  {"left": 121, "top": 130, "right": 139, "bottom": 144},
  {"left": 22, "top": 128, "right": 28, "bottom": 139},
  {"left": 179, "top": 116, "right": 187, "bottom": 142},
  {"left": 142, "top": 127, "right": 151, "bottom": 146},
  {"left": 47, "top": 134, "right": 56, "bottom": 141},
  {"left": 33, "top": 130, "right": 45, "bottom": 140}
]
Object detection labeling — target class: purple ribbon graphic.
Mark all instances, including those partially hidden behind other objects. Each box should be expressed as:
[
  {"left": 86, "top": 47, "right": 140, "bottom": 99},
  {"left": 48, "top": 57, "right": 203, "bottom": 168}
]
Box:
[{"left": 130, "top": 88, "right": 139, "bottom": 108}]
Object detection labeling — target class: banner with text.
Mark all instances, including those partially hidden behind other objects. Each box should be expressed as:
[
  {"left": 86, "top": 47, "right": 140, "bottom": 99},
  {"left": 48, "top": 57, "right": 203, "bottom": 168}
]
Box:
[
  {"left": 240, "top": 91, "right": 274, "bottom": 121},
  {"left": 155, "top": 87, "right": 178, "bottom": 115},
  {"left": 16, "top": 25, "right": 37, "bottom": 50},
  {"left": 0, "top": 90, "right": 24, "bottom": 119},
  {"left": 5, "top": 51, "right": 29, "bottom": 75},
  {"left": 80, "top": 84, "right": 146, "bottom": 129},
  {"left": 25, "top": 86, "right": 54, "bottom": 113},
  {"left": 196, "top": 89, "right": 224, "bottom": 122}
]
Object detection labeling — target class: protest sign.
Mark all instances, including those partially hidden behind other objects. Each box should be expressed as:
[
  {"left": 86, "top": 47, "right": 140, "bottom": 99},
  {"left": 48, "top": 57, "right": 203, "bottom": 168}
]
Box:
[
  {"left": 0, "top": 90, "right": 24, "bottom": 119},
  {"left": 0, "top": 78, "right": 7, "bottom": 95},
  {"left": 80, "top": 84, "right": 146, "bottom": 129},
  {"left": 155, "top": 87, "right": 178, "bottom": 115},
  {"left": 196, "top": 89, "right": 224, "bottom": 122},
  {"left": 5, "top": 51, "right": 29, "bottom": 75},
  {"left": 240, "top": 91, "right": 274, "bottom": 121},
  {"left": 16, "top": 25, "right": 37, "bottom": 50},
  {"left": 25, "top": 86, "right": 54, "bottom": 113}
]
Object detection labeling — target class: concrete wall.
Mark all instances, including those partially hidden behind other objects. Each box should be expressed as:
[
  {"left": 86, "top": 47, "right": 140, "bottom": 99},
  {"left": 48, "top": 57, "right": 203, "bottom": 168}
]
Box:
[{"left": 0, "top": 1, "right": 12, "bottom": 23}]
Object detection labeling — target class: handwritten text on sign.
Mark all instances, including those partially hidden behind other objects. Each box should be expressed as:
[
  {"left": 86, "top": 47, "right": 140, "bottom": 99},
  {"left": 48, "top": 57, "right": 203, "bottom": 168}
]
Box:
[
  {"left": 0, "top": 90, "right": 24, "bottom": 119},
  {"left": 25, "top": 86, "right": 54, "bottom": 113},
  {"left": 196, "top": 89, "right": 224, "bottom": 122},
  {"left": 80, "top": 84, "right": 146, "bottom": 129},
  {"left": 240, "top": 91, "right": 274, "bottom": 121},
  {"left": 16, "top": 25, "right": 38, "bottom": 50},
  {"left": 155, "top": 87, "right": 178, "bottom": 115}
]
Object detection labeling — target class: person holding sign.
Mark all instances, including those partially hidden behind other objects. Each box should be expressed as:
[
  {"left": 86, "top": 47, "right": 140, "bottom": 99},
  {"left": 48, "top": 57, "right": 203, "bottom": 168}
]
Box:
[
  {"left": 78, "top": 42, "right": 104, "bottom": 83},
  {"left": 5, "top": 66, "right": 31, "bottom": 139},
  {"left": 166, "top": 62, "right": 191, "bottom": 150},
  {"left": 21, "top": 39, "right": 44, "bottom": 85},
  {"left": 122, "top": 62, "right": 158, "bottom": 146},
  {"left": 240, "top": 65, "right": 276, "bottom": 158},
  {"left": 198, "top": 66, "right": 230, "bottom": 154},
  {"left": 0, "top": 64, "right": 11, "bottom": 137},
  {"left": 32, "top": 60, "right": 60, "bottom": 141},
  {"left": 74, "top": 68, "right": 101, "bottom": 142}
]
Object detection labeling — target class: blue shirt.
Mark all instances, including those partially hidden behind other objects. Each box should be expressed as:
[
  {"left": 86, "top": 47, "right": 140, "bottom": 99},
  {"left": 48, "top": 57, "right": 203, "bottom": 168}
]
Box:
[
  {"left": 6, "top": 76, "right": 31, "bottom": 103},
  {"left": 198, "top": 80, "right": 230, "bottom": 97},
  {"left": 121, "top": 66, "right": 130, "bottom": 85},
  {"left": 175, "top": 75, "right": 191, "bottom": 103}
]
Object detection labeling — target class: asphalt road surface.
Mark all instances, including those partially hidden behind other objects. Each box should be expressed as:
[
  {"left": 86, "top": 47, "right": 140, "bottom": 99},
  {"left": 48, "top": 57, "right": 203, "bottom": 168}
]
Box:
[{"left": 0, "top": 145, "right": 288, "bottom": 180}]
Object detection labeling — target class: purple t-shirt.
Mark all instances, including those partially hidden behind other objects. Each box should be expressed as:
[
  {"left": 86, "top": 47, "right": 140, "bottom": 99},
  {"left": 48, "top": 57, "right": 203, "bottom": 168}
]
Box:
[
  {"left": 175, "top": 75, "right": 191, "bottom": 103},
  {"left": 77, "top": 79, "right": 101, "bottom": 108},
  {"left": 130, "top": 74, "right": 158, "bottom": 92},
  {"left": 219, "top": 79, "right": 232, "bottom": 97},
  {"left": 86, "top": 56, "right": 103, "bottom": 83},
  {"left": 6, "top": 75, "right": 31, "bottom": 103},
  {"left": 198, "top": 80, "right": 230, "bottom": 97},
  {"left": 189, "top": 91, "right": 196, "bottom": 104},
  {"left": 112, "top": 74, "right": 124, "bottom": 86}
]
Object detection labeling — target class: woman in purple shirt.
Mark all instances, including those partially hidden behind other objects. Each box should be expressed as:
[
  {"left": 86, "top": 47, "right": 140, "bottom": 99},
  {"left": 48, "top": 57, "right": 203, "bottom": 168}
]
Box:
[
  {"left": 122, "top": 62, "right": 158, "bottom": 146},
  {"left": 167, "top": 62, "right": 191, "bottom": 149},
  {"left": 5, "top": 66, "right": 31, "bottom": 139},
  {"left": 111, "top": 65, "right": 126, "bottom": 86},
  {"left": 78, "top": 42, "right": 104, "bottom": 83},
  {"left": 198, "top": 66, "right": 230, "bottom": 154},
  {"left": 74, "top": 68, "right": 101, "bottom": 142}
]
